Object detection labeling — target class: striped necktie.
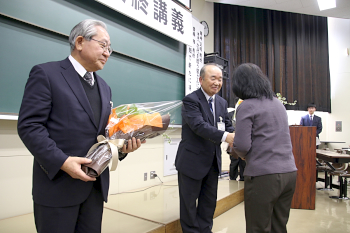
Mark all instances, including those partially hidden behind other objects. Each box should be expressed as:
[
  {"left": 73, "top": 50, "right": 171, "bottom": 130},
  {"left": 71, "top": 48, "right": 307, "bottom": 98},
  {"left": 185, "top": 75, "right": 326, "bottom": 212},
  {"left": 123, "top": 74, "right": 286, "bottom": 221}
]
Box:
[
  {"left": 83, "top": 72, "right": 94, "bottom": 86},
  {"left": 208, "top": 97, "right": 213, "bottom": 114}
]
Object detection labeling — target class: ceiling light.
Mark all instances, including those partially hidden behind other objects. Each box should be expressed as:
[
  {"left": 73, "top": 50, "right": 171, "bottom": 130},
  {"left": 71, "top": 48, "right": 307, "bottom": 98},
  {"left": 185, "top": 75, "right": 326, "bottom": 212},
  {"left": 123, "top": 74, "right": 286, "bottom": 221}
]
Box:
[{"left": 317, "top": 0, "right": 336, "bottom": 11}]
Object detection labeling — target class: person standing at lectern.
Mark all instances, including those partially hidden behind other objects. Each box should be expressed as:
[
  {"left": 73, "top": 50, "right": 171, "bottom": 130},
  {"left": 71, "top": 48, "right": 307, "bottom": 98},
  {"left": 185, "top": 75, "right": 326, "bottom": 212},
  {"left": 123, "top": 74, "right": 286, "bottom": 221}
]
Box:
[
  {"left": 231, "top": 63, "right": 297, "bottom": 233},
  {"left": 17, "top": 19, "right": 142, "bottom": 233},
  {"left": 300, "top": 103, "right": 323, "bottom": 138},
  {"left": 175, "top": 63, "right": 235, "bottom": 233}
]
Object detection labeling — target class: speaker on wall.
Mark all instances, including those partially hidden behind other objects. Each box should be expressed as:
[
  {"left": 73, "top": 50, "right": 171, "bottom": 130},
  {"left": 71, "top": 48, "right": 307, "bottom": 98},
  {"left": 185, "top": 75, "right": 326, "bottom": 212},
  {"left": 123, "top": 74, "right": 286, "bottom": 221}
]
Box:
[{"left": 204, "top": 53, "right": 229, "bottom": 79}]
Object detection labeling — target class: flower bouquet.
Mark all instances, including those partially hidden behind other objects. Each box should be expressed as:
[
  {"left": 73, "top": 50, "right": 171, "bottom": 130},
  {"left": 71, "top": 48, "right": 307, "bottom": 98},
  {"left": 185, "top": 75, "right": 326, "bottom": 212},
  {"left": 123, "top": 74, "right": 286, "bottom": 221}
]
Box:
[{"left": 82, "top": 100, "right": 182, "bottom": 177}]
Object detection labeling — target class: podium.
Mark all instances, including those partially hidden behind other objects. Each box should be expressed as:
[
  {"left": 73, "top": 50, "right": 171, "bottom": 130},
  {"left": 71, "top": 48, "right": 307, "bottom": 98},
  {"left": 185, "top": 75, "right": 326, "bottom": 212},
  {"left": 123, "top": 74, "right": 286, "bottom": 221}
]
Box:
[{"left": 289, "top": 126, "right": 316, "bottom": 210}]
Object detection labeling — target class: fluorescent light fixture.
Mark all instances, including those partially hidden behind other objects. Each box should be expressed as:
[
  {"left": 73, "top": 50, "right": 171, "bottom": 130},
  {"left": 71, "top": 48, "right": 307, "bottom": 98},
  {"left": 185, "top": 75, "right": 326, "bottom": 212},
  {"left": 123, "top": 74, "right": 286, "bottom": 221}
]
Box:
[{"left": 317, "top": 0, "right": 336, "bottom": 11}]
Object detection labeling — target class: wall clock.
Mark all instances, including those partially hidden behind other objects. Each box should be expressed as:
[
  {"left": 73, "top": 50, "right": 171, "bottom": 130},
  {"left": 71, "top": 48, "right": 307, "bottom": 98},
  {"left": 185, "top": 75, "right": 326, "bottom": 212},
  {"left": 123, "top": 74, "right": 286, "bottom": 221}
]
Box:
[{"left": 200, "top": 21, "right": 209, "bottom": 37}]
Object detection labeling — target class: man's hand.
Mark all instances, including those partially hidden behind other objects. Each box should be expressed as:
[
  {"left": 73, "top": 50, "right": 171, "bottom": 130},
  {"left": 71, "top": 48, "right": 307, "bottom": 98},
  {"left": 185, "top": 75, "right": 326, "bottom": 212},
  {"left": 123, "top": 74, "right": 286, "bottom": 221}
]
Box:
[
  {"left": 225, "top": 132, "right": 235, "bottom": 145},
  {"left": 121, "top": 137, "right": 144, "bottom": 154},
  {"left": 61, "top": 157, "right": 96, "bottom": 182}
]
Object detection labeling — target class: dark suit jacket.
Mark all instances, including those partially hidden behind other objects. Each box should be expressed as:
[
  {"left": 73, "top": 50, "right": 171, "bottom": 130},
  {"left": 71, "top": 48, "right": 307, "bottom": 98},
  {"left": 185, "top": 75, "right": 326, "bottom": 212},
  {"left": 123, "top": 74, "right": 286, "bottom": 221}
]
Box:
[
  {"left": 300, "top": 114, "right": 322, "bottom": 137},
  {"left": 175, "top": 89, "right": 234, "bottom": 180},
  {"left": 18, "top": 58, "right": 112, "bottom": 207}
]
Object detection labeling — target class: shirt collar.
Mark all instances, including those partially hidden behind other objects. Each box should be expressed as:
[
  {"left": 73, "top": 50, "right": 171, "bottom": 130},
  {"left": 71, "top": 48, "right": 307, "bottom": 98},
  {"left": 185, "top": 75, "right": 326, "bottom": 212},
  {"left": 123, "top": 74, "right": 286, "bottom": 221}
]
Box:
[
  {"left": 201, "top": 87, "right": 215, "bottom": 102},
  {"left": 68, "top": 55, "right": 94, "bottom": 80}
]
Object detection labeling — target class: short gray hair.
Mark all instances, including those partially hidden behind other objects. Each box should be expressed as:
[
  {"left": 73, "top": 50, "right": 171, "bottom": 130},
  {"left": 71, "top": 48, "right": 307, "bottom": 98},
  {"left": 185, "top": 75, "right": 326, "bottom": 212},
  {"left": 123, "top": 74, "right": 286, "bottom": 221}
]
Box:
[
  {"left": 200, "top": 63, "right": 222, "bottom": 79},
  {"left": 69, "top": 19, "right": 107, "bottom": 52}
]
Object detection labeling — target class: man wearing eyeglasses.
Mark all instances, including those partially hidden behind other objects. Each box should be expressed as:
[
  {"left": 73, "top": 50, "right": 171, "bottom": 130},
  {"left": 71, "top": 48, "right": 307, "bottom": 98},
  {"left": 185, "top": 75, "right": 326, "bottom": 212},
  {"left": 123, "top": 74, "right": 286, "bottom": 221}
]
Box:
[{"left": 17, "top": 19, "right": 142, "bottom": 233}]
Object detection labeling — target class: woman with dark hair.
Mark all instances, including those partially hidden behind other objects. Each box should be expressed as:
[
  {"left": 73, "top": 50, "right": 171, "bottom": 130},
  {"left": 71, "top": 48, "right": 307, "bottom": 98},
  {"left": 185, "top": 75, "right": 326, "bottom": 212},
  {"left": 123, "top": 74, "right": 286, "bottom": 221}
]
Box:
[{"left": 231, "top": 63, "right": 297, "bottom": 233}]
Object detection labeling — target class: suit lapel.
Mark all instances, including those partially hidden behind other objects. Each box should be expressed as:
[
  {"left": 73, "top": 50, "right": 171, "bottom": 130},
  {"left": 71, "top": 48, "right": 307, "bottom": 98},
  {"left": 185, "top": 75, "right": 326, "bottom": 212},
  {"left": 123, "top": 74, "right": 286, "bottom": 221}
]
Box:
[
  {"left": 196, "top": 89, "right": 214, "bottom": 125},
  {"left": 60, "top": 58, "right": 97, "bottom": 129},
  {"left": 215, "top": 97, "right": 224, "bottom": 124},
  {"left": 95, "top": 74, "right": 111, "bottom": 132},
  {"left": 312, "top": 116, "right": 317, "bottom": 126}
]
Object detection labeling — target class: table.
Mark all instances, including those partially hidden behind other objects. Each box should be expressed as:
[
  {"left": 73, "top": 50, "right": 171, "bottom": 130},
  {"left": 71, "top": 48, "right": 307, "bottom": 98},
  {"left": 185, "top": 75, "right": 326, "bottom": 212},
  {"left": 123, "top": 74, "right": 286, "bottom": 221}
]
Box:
[
  {"left": 316, "top": 149, "right": 350, "bottom": 199},
  {"left": 320, "top": 141, "right": 346, "bottom": 148},
  {"left": 316, "top": 149, "right": 350, "bottom": 163}
]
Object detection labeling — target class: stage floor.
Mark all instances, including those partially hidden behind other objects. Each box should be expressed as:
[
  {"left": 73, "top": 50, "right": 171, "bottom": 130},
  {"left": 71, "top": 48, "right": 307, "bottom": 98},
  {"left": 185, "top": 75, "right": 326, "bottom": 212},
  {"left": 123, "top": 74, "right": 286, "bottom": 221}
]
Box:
[{"left": 0, "top": 178, "right": 244, "bottom": 233}]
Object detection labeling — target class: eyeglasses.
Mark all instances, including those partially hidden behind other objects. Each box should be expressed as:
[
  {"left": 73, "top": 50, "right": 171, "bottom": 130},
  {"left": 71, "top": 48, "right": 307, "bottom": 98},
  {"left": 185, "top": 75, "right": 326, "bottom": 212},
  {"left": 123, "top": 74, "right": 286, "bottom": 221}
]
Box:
[{"left": 90, "top": 38, "right": 113, "bottom": 55}]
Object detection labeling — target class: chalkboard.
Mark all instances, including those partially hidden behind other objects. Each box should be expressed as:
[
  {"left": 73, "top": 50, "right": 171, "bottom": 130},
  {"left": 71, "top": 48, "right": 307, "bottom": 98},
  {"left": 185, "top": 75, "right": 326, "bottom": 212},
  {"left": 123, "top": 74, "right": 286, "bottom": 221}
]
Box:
[{"left": 0, "top": 0, "right": 185, "bottom": 124}]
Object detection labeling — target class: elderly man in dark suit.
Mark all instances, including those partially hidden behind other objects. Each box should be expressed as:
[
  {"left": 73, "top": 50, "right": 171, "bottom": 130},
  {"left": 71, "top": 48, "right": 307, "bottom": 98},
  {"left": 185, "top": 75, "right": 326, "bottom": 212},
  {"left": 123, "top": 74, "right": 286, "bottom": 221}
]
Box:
[
  {"left": 175, "top": 63, "right": 235, "bottom": 233},
  {"left": 300, "top": 103, "right": 323, "bottom": 138},
  {"left": 17, "top": 19, "right": 142, "bottom": 233}
]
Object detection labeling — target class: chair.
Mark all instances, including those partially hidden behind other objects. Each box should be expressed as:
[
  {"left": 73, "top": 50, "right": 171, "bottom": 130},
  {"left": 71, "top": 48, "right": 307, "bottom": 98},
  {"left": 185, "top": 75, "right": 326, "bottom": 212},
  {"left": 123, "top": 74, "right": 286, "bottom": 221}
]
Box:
[
  {"left": 316, "top": 159, "right": 333, "bottom": 191},
  {"left": 338, "top": 165, "right": 350, "bottom": 199},
  {"left": 328, "top": 163, "right": 349, "bottom": 200}
]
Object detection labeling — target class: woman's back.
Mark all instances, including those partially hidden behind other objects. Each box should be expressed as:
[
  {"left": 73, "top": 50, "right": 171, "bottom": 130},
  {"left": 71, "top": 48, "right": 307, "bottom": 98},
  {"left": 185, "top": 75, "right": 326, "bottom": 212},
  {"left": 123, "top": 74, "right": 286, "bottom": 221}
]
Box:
[{"left": 233, "top": 97, "right": 297, "bottom": 176}]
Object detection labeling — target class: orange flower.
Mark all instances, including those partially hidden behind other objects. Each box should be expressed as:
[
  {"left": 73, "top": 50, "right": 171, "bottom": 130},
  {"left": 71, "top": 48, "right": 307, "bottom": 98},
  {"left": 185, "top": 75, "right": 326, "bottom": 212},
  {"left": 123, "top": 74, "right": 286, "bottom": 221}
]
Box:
[
  {"left": 119, "top": 113, "right": 163, "bottom": 134},
  {"left": 107, "top": 112, "right": 163, "bottom": 137}
]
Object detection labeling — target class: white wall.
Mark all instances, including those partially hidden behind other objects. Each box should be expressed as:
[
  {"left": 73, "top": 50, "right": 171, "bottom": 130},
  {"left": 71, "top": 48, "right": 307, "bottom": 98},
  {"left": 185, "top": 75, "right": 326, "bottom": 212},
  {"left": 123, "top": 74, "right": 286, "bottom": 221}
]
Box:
[
  {"left": 0, "top": 120, "right": 33, "bottom": 219},
  {"left": 108, "top": 130, "right": 181, "bottom": 195},
  {"left": 326, "top": 17, "right": 350, "bottom": 150}
]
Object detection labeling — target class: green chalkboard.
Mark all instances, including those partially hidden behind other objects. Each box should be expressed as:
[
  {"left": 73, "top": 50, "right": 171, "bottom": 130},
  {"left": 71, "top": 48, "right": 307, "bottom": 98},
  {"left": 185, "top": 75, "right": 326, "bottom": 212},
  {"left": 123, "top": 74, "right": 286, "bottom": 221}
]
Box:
[{"left": 0, "top": 0, "right": 185, "bottom": 124}]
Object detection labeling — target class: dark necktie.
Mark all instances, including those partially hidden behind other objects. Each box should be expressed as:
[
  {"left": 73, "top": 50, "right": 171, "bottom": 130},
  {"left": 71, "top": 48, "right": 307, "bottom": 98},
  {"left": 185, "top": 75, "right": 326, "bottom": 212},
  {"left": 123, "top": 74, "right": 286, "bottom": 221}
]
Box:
[
  {"left": 310, "top": 115, "right": 313, "bottom": 126},
  {"left": 83, "top": 72, "right": 94, "bottom": 86},
  {"left": 208, "top": 97, "right": 213, "bottom": 114}
]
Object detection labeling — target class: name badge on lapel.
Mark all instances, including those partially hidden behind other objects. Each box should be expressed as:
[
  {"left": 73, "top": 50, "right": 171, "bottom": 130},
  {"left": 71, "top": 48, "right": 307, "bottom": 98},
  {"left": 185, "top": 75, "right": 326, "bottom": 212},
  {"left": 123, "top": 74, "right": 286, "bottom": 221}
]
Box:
[{"left": 217, "top": 116, "right": 225, "bottom": 131}]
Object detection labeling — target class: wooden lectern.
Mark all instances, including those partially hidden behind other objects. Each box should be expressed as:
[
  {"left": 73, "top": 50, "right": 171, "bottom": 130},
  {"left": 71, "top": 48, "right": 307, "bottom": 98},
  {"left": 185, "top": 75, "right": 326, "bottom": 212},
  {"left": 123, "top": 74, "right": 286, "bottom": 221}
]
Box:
[{"left": 289, "top": 126, "right": 316, "bottom": 210}]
